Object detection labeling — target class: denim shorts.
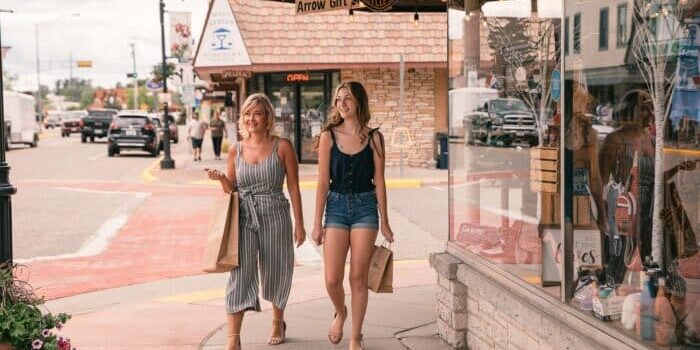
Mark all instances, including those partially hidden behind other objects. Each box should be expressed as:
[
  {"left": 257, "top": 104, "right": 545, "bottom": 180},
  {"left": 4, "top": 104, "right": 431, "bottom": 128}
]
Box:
[{"left": 324, "top": 191, "right": 379, "bottom": 230}]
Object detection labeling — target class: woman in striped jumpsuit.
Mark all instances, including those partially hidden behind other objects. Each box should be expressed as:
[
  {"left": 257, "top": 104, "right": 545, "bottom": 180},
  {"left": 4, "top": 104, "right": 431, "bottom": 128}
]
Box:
[{"left": 207, "top": 93, "right": 306, "bottom": 350}]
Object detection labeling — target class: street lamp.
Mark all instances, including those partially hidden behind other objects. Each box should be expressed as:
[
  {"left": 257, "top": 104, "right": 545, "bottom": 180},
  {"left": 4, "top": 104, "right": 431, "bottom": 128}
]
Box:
[
  {"left": 159, "top": 0, "right": 175, "bottom": 169},
  {"left": 0, "top": 8, "right": 15, "bottom": 265},
  {"left": 34, "top": 13, "right": 80, "bottom": 120}
]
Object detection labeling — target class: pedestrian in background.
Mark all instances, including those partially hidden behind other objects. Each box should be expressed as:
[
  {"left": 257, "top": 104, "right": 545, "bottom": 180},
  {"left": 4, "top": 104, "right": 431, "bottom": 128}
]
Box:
[
  {"left": 312, "top": 81, "right": 395, "bottom": 350},
  {"left": 210, "top": 110, "right": 228, "bottom": 160},
  {"left": 206, "top": 93, "right": 306, "bottom": 350},
  {"left": 187, "top": 112, "right": 208, "bottom": 161}
]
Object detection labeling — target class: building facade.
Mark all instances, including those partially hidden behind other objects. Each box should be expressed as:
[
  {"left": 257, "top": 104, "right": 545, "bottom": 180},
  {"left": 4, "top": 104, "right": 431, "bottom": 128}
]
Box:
[
  {"left": 193, "top": 0, "right": 448, "bottom": 165},
  {"left": 436, "top": 0, "right": 700, "bottom": 349}
]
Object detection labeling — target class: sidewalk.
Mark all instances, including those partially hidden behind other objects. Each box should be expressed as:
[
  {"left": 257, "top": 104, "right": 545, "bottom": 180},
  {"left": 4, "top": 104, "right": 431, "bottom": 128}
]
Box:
[{"left": 47, "top": 261, "right": 450, "bottom": 350}]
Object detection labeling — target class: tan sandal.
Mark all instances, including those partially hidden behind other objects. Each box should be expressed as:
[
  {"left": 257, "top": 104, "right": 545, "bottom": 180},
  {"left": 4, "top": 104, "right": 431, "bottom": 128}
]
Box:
[
  {"left": 267, "top": 319, "right": 286, "bottom": 346},
  {"left": 226, "top": 334, "right": 241, "bottom": 350},
  {"left": 328, "top": 305, "right": 348, "bottom": 344}
]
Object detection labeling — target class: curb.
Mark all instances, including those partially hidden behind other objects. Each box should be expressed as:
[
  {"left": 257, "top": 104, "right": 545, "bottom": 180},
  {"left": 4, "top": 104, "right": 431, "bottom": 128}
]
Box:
[
  {"left": 664, "top": 147, "right": 700, "bottom": 157},
  {"left": 141, "top": 156, "right": 163, "bottom": 183}
]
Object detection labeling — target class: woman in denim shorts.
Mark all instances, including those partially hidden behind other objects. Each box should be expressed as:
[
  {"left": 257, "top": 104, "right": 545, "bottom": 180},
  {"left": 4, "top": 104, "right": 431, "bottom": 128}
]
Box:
[{"left": 312, "top": 82, "right": 395, "bottom": 350}]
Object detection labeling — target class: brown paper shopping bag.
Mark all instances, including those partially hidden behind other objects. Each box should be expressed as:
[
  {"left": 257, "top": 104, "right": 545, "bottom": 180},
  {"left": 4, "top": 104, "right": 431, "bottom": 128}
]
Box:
[
  {"left": 368, "top": 241, "right": 393, "bottom": 293},
  {"left": 203, "top": 192, "right": 239, "bottom": 273}
]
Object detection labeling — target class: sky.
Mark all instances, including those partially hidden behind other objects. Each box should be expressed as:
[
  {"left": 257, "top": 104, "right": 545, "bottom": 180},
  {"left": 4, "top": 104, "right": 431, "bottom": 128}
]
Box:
[{"left": 0, "top": 0, "right": 209, "bottom": 92}]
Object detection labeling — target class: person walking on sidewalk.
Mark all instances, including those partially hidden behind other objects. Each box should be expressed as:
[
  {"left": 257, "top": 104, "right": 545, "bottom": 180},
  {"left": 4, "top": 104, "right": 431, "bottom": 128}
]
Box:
[
  {"left": 187, "top": 112, "right": 208, "bottom": 161},
  {"left": 210, "top": 110, "right": 228, "bottom": 160},
  {"left": 312, "top": 81, "right": 395, "bottom": 350},
  {"left": 206, "top": 93, "right": 306, "bottom": 350}
]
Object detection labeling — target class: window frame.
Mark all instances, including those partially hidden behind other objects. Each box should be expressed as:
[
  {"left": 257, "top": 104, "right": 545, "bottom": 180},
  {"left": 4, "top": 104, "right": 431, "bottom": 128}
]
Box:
[
  {"left": 616, "top": 3, "right": 628, "bottom": 48},
  {"left": 599, "top": 7, "right": 609, "bottom": 51},
  {"left": 573, "top": 13, "right": 582, "bottom": 54}
]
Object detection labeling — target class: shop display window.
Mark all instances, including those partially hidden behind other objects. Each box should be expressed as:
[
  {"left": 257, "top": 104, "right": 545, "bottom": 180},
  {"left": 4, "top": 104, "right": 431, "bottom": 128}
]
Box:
[
  {"left": 448, "top": 1, "right": 563, "bottom": 297},
  {"left": 449, "top": 0, "right": 700, "bottom": 347}
]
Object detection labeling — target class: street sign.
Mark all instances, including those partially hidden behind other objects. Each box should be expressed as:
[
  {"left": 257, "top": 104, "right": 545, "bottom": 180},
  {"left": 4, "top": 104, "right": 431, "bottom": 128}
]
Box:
[
  {"left": 76, "top": 60, "right": 92, "bottom": 68},
  {"left": 551, "top": 70, "right": 561, "bottom": 102},
  {"left": 295, "top": 0, "right": 355, "bottom": 14},
  {"left": 127, "top": 73, "right": 137, "bottom": 78},
  {"left": 146, "top": 79, "right": 163, "bottom": 91}
]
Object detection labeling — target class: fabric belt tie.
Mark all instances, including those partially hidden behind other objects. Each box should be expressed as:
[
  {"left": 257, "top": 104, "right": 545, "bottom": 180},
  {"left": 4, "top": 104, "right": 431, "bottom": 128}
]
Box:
[{"left": 238, "top": 189, "right": 284, "bottom": 232}]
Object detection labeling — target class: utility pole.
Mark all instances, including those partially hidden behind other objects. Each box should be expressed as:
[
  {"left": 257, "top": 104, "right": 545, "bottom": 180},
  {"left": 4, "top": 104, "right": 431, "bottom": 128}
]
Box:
[
  {"left": 0, "top": 8, "right": 16, "bottom": 265},
  {"left": 34, "top": 24, "right": 42, "bottom": 119},
  {"left": 130, "top": 43, "right": 138, "bottom": 109},
  {"left": 69, "top": 51, "right": 73, "bottom": 86},
  {"left": 159, "top": 0, "right": 175, "bottom": 169}
]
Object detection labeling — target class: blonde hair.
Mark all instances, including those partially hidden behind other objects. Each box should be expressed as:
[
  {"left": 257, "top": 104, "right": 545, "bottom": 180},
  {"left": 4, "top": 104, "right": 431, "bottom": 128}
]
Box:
[{"left": 239, "top": 93, "right": 275, "bottom": 139}]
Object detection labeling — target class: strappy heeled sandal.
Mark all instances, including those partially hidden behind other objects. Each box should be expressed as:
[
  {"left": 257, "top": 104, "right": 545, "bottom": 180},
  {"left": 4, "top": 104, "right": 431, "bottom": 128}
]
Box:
[
  {"left": 226, "top": 334, "right": 241, "bottom": 350},
  {"left": 328, "top": 305, "right": 348, "bottom": 344},
  {"left": 267, "top": 319, "right": 286, "bottom": 346}
]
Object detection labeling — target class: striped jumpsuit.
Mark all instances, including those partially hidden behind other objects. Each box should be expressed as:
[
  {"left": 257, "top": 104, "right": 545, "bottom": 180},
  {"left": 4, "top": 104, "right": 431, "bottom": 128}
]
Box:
[{"left": 226, "top": 137, "right": 294, "bottom": 314}]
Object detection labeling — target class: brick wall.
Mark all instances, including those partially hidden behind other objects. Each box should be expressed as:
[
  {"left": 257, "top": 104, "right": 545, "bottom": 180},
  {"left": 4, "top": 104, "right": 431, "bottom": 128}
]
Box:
[
  {"left": 341, "top": 68, "right": 438, "bottom": 168},
  {"left": 429, "top": 252, "right": 642, "bottom": 350}
]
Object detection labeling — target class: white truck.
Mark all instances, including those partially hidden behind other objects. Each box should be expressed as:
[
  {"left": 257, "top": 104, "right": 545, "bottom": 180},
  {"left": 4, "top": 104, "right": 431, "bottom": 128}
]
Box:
[{"left": 4, "top": 91, "right": 39, "bottom": 148}]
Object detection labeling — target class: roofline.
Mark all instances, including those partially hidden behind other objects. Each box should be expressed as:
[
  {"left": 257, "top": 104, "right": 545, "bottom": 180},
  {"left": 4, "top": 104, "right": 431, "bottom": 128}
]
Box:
[{"left": 195, "top": 61, "right": 447, "bottom": 75}]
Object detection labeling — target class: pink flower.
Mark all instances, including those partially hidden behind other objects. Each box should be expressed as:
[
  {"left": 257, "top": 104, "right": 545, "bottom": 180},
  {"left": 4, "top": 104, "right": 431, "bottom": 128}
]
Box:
[
  {"left": 32, "top": 339, "right": 43, "bottom": 349},
  {"left": 42, "top": 329, "right": 51, "bottom": 337},
  {"left": 56, "top": 322, "right": 64, "bottom": 330}
]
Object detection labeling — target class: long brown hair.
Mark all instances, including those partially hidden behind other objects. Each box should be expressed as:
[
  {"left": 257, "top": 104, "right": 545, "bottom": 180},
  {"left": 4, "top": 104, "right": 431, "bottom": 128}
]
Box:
[{"left": 314, "top": 81, "right": 372, "bottom": 149}]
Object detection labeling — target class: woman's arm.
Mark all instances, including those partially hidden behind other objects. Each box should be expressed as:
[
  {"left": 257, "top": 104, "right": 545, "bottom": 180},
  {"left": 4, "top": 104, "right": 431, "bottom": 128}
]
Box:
[
  {"left": 312, "top": 131, "right": 332, "bottom": 245},
  {"left": 371, "top": 131, "right": 394, "bottom": 242},
  {"left": 221, "top": 144, "right": 238, "bottom": 193},
  {"left": 280, "top": 138, "right": 306, "bottom": 247}
]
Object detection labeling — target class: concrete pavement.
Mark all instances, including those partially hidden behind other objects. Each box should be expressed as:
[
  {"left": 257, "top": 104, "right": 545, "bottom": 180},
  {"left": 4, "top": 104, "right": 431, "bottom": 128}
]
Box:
[{"left": 47, "top": 261, "right": 450, "bottom": 350}]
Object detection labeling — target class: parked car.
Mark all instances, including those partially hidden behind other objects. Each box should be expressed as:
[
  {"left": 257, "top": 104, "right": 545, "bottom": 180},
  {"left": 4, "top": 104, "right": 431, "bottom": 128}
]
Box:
[
  {"left": 82, "top": 108, "right": 118, "bottom": 143},
  {"left": 60, "top": 110, "right": 88, "bottom": 137},
  {"left": 43, "top": 111, "right": 63, "bottom": 129},
  {"left": 149, "top": 113, "right": 178, "bottom": 144},
  {"left": 4, "top": 91, "right": 39, "bottom": 148},
  {"left": 462, "top": 98, "right": 540, "bottom": 147},
  {"left": 107, "top": 112, "right": 160, "bottom": 157}
]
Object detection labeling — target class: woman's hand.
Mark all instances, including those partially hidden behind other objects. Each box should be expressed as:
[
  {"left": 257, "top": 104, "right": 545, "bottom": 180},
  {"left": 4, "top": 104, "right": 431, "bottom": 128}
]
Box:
[
  {"left": 380, "top": 222, "right": 395, "bottom": 243},
  {"left": 206, "top": 168, "right": 226, "bottom": 181},
  {"left": 311, "top": 224, "right": 324, "bottom": 246},
  {"left": 294, "top": 225, "right": 306, "bottom": 248}
]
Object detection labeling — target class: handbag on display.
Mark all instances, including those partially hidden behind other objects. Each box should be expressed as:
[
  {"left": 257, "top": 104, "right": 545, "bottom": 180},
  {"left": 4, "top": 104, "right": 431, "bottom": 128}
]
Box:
[{"left": 202, "top": 192, "right": 240, "bottom": 273}]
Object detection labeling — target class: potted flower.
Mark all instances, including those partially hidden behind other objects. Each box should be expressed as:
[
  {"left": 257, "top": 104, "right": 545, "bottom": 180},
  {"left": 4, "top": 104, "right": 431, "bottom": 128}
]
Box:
[{"left": 0, "top": 263, "right": 73, "bottom": 350}]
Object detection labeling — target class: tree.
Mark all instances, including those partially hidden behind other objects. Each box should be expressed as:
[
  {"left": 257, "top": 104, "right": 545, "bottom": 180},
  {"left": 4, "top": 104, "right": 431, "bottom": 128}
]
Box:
[
  {"left": 486, "top": 16, "right": 561, "bottom": 145},
  {"left": 630, "top": 0, "right": 693, "bottom": 264}
]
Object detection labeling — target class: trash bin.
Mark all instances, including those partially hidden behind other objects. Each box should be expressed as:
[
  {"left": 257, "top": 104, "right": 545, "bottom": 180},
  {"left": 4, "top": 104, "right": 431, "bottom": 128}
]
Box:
[{"left": 436, "top": 132, "right": 449, "bottom": 169}]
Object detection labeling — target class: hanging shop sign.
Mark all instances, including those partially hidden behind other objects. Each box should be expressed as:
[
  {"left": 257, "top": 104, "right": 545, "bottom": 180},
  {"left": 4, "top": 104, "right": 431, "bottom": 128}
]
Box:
[
  {"left": 286, "top": 72, "right": 310, "bottom": 83},
  {"left": 361, "top": 0, "right": 400, "bottom": 11},
  {"left": 222, "top": 70, "right": 252, "bottom": 79},
  {"left": 295, "top": 0, "right": 356, "bottom": 14},
  {"left": 195, "top": 0, "right": 251, "bottom": 68}
]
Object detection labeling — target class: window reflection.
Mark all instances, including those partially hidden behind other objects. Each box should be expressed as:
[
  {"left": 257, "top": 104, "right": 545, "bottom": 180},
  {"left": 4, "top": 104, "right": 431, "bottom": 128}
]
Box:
[
  {"left": 566, "top": 0, "right": 699, "bottom": 347},
  {"left": 448, "top": 3, "right": 562, "bottom": 296}
]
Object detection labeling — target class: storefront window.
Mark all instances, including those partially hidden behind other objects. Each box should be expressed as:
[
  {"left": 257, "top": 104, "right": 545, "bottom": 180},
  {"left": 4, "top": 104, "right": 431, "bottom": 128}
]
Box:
[
  {"left": 565, "top": 0, "right": 699, "bottom": 347},
  {"left": 448, "top": 1, "right": 562, "bottom": 296}
]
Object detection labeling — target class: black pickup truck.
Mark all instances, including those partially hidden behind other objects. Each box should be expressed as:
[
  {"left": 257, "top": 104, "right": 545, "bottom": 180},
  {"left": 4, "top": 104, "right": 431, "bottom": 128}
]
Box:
[{"left": 81, "top": 109, "right": 118, "bottom": 143}]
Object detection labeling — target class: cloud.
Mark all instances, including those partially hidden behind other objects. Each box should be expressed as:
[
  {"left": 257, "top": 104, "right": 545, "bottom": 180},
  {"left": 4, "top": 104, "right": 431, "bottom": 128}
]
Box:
[{"left": 1, "top": 0, "right": 208, "bottom": 91}]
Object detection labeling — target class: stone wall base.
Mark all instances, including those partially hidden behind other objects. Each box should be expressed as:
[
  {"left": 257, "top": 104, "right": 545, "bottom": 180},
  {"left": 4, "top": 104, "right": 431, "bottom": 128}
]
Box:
[{"left": 429, "top": 250, "right": 648, "bottom": 350}]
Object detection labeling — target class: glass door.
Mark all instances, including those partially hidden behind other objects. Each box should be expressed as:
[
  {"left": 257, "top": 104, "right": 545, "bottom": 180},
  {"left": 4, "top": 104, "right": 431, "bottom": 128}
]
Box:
[
  {"left": 269, "top": 77, "right": 296, "bottom": 147},
  {"left": 299, "top": 83, "right": 326, "bottom": 162}
]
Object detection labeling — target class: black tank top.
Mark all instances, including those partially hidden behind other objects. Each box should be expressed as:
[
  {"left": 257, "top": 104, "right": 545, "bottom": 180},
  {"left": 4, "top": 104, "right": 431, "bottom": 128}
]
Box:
[{"left": 329, "top": 128, "right": 378, "bottom": 194}]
